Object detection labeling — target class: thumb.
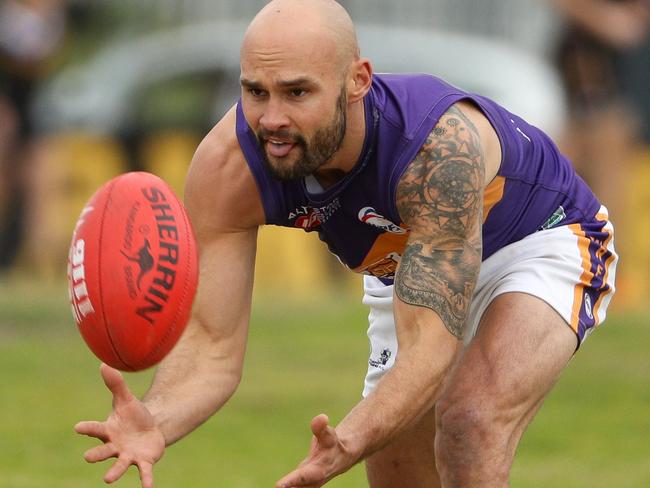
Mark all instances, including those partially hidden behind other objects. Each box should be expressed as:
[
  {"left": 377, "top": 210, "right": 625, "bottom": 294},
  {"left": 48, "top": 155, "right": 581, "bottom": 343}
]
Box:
[
  {"left": 100, "top": 363, "right": 135, "bottom": 407},
  {"left": 310, "top": 414, "right": 337, "bottom": 448}
]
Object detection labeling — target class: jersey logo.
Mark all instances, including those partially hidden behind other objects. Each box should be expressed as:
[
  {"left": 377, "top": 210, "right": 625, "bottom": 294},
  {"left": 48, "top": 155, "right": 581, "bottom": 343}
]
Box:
[
  {"left": 288, "top": 199, "right": 341, "bottom": 231},
  {"left": 358, "top": 252, "right": 401, "bottom": 280},
  {"left": 358, "top": 207, "right": 406, "bottom": 234},
  {"left": 539, "top": 205, "right": 566, "bottom": 231},
  {"left": 294, "top": 211, "right": 322, "bottom": 231}
]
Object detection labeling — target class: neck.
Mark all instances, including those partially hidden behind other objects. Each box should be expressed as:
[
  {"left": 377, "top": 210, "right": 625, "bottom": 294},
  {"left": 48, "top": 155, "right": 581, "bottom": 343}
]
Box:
[{"left": 312, "top": 98, "right": 367, "bottom": 188}]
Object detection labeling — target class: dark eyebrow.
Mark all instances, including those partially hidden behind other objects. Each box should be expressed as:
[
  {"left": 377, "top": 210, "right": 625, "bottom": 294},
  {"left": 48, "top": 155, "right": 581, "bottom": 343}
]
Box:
[
  {"left": 240, "top": 78, "right": 262, "bottom": 89},
  {"left": 277, "top": 77, "right": 317, "bottom": 88},
  {"left": 239, "top": 77, "right": 317, "bottom": 89}
]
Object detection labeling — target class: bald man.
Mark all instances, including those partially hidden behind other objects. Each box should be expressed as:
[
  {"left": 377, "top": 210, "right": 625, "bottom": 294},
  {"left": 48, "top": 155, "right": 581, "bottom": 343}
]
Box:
[{"left": 75, "top": 1, "right": 618, "bottom": 487}]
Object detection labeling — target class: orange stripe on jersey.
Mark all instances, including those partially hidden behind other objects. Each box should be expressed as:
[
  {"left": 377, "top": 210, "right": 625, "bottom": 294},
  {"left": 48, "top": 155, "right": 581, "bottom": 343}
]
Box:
[
  {"left": 355, "top": 176, "right": 505, "bottom": 278},
  {"left": 595, "top": 208, "right": 609, "bottom": 222},
  {"left": 354, "top": 230, "right": 410, "bottom": 275},
  {"left": 569, "top": 223, "right": 595, "bottom": 333},
  {"left": 592, "top": 225, "right": 616, "bottom": 323},
  {"left": 482, "top": 176, "right": 506, "bottom": 223}
]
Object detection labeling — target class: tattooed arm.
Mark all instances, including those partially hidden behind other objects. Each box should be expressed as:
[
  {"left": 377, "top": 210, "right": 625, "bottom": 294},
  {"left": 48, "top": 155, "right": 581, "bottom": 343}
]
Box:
[
  {"left": 342, "top": 101, "right": 485, "bottom": 444},
  {"left": 394, "top": 102, "right": 484, "bottom": 339},
  {"left": 275, "top": 102, "right": 490, "bottom": 487},
  {"left": 341, "top": 101, "right": 486, "bottom": 451}
]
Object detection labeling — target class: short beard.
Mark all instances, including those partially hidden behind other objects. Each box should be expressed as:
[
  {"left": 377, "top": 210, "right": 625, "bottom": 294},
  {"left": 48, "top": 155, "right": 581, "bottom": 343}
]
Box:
[{"left": 256, "top": 88, "right": 347, "bottom": 181}]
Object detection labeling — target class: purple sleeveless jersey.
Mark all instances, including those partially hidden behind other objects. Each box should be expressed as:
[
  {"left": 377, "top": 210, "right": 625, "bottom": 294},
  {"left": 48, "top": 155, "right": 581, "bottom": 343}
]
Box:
[{"left": 236, "top": 74, "right": 601, "bottom": 284}]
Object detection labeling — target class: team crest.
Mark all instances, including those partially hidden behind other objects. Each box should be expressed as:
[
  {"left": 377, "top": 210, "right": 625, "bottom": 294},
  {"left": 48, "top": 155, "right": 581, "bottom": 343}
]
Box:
[{"left": 358, "top": 207, "right": 406, "bottom": 234}]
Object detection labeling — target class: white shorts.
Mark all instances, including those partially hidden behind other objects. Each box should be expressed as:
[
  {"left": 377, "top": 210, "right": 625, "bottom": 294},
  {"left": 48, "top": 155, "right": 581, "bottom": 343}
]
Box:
[{"left": 362, "top": 208, "right": 618, "bottom": 397}]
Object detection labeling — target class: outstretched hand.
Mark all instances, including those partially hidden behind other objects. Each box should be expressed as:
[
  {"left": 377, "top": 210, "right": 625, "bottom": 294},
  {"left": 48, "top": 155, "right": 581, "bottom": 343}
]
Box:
[
  {"left": 276, "top": 414, "right": 358, "bottom": 488},
  {"left": 75, "top": 364, "right": 165, "bottom": 488}
]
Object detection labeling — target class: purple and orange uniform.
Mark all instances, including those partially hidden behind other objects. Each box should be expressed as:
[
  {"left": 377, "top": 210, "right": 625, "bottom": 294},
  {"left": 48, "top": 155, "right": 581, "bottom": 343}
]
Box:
[{"left": 236, "top": 74, "right": 616, "bottom": 342}]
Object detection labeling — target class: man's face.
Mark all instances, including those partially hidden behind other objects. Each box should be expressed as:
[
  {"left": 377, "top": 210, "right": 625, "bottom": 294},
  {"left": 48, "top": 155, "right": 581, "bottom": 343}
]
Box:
[
  {"left": 240, "top": 46, "right": 349, "bottom": 181},
  {"left": 255, "top": 87, "right": 347, "bottom": 181}
]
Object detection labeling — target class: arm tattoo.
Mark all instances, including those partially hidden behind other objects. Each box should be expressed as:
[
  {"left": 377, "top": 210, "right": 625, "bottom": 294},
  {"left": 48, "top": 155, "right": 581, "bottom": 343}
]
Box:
[{"left": 395, "top": 104, "right": 485, "bottom": 339}]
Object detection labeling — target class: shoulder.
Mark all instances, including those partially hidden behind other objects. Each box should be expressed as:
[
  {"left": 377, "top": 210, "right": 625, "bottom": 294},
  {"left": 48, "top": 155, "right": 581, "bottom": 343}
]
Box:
[
  {"left": 184, "top": 105, "right": 265, "bottom": 238},
  {"left": 396, "top": 100, "right": 501, "bottom": 230},
  {"left": 451, "top": 100, "right": 501, "bottom": 183},
  {"left": 409, "top": 100, "right": 501, "bottom": 186}
]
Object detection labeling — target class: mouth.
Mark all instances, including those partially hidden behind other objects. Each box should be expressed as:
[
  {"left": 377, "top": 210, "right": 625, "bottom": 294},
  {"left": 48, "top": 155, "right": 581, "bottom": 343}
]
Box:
[{"left": 265, "top": 138, "right": 296, "bottom": 158}]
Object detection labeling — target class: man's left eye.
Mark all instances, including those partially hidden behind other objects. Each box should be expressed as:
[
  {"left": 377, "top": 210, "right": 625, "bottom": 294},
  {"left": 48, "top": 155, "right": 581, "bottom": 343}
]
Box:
[{"left": 290, "top": 89, "right": 307, "bottom": 97}]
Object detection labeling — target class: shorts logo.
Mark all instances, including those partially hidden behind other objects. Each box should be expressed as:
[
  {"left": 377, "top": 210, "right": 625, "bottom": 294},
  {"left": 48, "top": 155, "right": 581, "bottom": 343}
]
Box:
[
  {"left": 584, "top": 292, "right": 593, "bottom": 320},
  {"left": 358, "top": 207, "right": 406, "bottom": 234},
  {"left": 369, "top": 347, "right": 393, "bottom": 370}
]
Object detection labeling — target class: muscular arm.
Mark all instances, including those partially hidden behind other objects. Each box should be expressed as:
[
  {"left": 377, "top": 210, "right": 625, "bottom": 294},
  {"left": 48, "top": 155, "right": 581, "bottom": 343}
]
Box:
[
  {"left": 335, "top": 102, "right": 485, "bottom": 462},
  {"left": 394, "top": 103, "right": 484, "bottom": 339},
  {"left": 141, "top": 109, "right": 265, "bottom": 445},
  {"left": 142, "top": 229, "right": 257, "bottom": 445}
]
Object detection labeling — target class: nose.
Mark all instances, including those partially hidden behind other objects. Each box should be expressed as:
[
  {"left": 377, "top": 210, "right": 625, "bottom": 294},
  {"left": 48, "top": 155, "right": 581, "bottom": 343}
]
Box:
[{"left": 259, "top": 97, "right": 290, "bottom": 133}]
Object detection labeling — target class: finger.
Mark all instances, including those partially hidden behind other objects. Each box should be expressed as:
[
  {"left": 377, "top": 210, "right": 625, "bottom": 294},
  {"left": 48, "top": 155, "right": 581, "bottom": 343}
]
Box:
[
  {"left": 104, "top": 456, "right": 132, "bottom": 484},
  {"left": 276, "top": 465, "right": 325, "bottom": 488},
  {"left": 310, "top": 414, "right": 329, "bottom": 436},
  {"left": 84, "top": 443, "right": 118, "bottom": 463},
  {"left": 75, "top": 421, "right": 108, "bottom": 441},
  {"left": 100, "top": 363, "right": 135, "bottom": 407},
  {"left": 310, "top": 414, "right": 337, "bottom": 448},
  {"left": 137, "top": 461, "right": 155, "bottom": 488}
]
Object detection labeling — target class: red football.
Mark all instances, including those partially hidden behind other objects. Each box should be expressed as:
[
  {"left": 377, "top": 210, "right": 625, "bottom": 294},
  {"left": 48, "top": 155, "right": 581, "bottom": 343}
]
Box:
[{"left": 67, "top": 172, "right": 199, "bottom": 371}]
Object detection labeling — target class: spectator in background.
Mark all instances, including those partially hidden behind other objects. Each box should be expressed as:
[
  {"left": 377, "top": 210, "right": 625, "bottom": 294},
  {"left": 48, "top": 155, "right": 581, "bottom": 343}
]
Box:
[
  {"left": 0, "top": 0, "right": 67, "bottom": 273},
  {"left": 341, "top": 0, "right": 567, "bottom": 134},
  {"left": 552, "top": 0, "right": 650, "bottom": 297}
]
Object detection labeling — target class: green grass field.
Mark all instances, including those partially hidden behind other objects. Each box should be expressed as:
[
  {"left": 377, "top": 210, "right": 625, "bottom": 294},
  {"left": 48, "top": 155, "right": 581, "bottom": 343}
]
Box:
[{"left": 0, "top": 281, "right": 648, "bottom": 487}]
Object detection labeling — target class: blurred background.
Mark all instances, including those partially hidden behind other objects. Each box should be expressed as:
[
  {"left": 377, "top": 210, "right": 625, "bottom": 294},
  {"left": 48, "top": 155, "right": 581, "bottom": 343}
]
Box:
[{"left": 0, "top": 1, "right": 648, "bottom": 487}]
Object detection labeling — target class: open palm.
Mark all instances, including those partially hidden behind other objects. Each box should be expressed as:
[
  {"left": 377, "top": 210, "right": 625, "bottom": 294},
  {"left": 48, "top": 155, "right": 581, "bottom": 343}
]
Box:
[
  {"left": 276, "top": 414, "right": 356, "bottom": 488},
  {"left": 75, "top": 364, "right": 165, "bottom": 488}
]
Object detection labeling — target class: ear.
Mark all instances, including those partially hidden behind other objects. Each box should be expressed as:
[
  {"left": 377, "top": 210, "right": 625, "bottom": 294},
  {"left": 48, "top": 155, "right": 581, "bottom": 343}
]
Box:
[{"left": 347, "top": 57, "right": 373, "bottom": 103}]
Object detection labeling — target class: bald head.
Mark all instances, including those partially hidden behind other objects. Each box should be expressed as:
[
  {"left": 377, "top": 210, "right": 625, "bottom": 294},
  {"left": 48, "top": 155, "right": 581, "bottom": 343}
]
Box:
[
  {"left": 242, "top": 0, "right": 359, "bottom": 76},
  {"left": 238, "top": 0, "right": 373, "bottom": 182}
]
